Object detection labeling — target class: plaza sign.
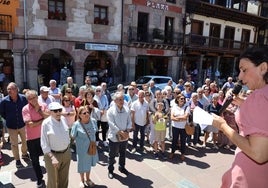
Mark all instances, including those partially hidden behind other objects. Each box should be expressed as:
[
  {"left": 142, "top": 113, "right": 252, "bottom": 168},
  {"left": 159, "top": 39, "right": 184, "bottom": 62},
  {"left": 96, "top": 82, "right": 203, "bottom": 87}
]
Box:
[
  {"left": 85, "top": 43, "right": 118, "bottom": 51},
  {"left": 146, "top": 1, "right": 168, "bottom": 11}
]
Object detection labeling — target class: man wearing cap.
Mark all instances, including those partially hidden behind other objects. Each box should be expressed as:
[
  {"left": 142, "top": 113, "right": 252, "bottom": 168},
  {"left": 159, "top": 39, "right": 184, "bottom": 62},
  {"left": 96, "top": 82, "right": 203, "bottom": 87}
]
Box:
[
  {"left": 48, "top": 79, "right": 62, "bottom": 104},
  {"left": 41, "top": 102, "right": 71, "bottom": 188},
  {"left": 38, "top": 86, "right": 55, "bottom": 106},
  {"left": 22, "top": 90, "right": 49, "bottom": 187}
]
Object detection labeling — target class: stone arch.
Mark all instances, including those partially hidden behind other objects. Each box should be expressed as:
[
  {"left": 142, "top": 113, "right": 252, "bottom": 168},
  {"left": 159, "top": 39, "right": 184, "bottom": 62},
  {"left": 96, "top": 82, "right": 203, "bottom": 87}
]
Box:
[
  {"left": 83, "top": 51, "right": 115, "bottom": 86},
  {"left": 37, "top": 48, "right": 74, "bottom": 88}
]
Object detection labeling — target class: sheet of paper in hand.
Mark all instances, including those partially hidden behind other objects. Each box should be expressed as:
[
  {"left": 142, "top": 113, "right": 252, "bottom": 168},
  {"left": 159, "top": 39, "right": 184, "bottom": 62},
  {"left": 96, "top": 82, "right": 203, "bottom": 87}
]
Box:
[{"left": 193, "top": 106, "right": 213, "bottom": 130}]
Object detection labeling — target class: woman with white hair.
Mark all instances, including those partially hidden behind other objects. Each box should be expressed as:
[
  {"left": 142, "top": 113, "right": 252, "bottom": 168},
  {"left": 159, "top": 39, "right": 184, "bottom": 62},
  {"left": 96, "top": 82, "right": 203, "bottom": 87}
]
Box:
[
  {"left": 94, "top": 86, "right": 109, "bottom": 147},
  {"left": 203, "top": 93, "right": 222, "bottom": 149}
]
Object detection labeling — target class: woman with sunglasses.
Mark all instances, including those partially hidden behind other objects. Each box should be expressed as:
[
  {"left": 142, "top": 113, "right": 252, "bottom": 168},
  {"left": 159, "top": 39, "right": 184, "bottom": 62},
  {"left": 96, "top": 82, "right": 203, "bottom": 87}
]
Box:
[
  {"left": 62, "top": 95, "right": 76, "bottom": 152},
  {"left": 65, "top": 87, "right": 76, "bottom": 106},
  {"left": 169, "top": 94, "right": 190, "bottom": 161},
  {"left": 62, "top": 95, "right": 76, "bottom": 128},
  {"left": 71, "top": 106, "right": 98, "bottom": 188}
]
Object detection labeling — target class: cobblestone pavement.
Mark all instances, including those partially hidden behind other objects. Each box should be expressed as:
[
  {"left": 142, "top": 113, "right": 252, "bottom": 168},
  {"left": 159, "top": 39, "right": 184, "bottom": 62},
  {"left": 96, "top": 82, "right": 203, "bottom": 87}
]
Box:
[{"left": 0, "top": 134, "right": 235, "bottom": 188}]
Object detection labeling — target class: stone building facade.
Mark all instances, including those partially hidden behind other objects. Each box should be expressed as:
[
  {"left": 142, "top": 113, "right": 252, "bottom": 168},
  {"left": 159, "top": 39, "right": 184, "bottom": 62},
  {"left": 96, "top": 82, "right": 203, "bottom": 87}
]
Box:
[{"left": 0, "top": 0, "right": 185, "bottom": 92}]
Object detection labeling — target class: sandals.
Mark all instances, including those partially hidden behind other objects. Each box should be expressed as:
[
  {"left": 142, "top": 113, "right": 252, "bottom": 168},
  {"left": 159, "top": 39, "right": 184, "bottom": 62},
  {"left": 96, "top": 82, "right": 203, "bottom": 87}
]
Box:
[{"left": 85, "top": 180, "right": 95, "bottom": 187}]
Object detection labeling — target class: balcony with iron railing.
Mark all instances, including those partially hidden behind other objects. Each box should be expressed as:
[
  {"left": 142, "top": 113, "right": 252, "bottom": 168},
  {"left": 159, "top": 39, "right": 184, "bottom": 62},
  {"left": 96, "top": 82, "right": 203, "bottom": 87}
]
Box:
[
  {"left": 0, "top": 14, "right": 12, "bottom": 33},
  {"left": 128, "top": 26, "right": 184, "bottom": 49},
  {"left": 184, "top": 34, "right": 256, "bottom": 54}
]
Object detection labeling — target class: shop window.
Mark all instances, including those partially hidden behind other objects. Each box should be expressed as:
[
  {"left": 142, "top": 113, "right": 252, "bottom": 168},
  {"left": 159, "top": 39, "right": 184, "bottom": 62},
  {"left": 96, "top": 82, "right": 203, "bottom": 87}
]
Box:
[
  {"left": 94, "top": 5, "right": 109, "bottom": 25},
  {"left": 48, "top": 0, "right": 66, "bottom": 20}
]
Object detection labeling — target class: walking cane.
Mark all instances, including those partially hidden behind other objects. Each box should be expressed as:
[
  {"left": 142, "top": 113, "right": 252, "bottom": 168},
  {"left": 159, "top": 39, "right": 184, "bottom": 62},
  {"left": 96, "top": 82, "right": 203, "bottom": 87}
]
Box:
[{"left": 55, "top": 166, "right": 58, "bottom": 188}]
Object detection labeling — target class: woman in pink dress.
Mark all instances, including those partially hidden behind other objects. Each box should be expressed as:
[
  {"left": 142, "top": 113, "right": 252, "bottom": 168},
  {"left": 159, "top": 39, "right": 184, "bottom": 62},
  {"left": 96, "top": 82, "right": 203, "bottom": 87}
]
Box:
[{"left": 212, "top": 47, "right": 268, "bottom": 188}]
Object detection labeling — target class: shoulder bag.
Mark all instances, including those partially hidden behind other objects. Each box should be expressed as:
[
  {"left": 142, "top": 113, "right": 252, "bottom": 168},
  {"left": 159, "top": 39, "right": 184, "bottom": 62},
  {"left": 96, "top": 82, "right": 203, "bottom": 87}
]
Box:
[
  {"left": 80, "top": 122, "right": 97, "bottom": 155},
  {"left": 184, "top": 105, "right": 195, "bottom": 136}
]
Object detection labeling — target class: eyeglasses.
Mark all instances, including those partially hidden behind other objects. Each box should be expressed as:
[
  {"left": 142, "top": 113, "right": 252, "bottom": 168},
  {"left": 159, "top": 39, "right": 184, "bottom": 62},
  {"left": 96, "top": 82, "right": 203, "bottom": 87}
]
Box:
[
  {"left": 28, "top": 96, "right": 37, "bottom": 100},
  {"left": 81, "top": 111, "right": 90, "bottom": 115},
  {"left": 51, "top": 109, "right": 62, "bottom": 113}
]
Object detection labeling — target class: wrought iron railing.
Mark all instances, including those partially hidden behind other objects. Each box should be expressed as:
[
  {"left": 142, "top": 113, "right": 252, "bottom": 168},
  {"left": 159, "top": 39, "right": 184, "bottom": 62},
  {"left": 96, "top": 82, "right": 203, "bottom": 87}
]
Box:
[
  {"left": 128, "top": 26, "right": 184, "bottom": 46},
  {"left": 184, "top": 34, "right": 255, "bottom": 53},
  {"left": 0, "top": 14, "right": 12, "bottom": 32}
]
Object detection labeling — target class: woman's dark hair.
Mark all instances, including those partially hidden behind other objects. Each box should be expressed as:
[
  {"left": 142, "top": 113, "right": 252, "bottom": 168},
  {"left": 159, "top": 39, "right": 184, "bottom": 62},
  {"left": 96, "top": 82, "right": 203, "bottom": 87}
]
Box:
[
  {"left": 175, "top": 94, "right": 185, "bottom": 105},
  {"left": 239, "top": 47, "right": 268, "bottom": 83}
]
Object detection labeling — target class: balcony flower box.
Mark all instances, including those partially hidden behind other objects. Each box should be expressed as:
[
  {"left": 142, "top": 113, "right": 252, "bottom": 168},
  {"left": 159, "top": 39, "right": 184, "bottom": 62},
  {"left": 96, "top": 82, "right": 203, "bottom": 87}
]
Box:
[
  {"left": 101, "top": 18, "right": 109, "bottom": 25},
  {"left": 94, "top": 17, "right": 101, "bottom": 24}
]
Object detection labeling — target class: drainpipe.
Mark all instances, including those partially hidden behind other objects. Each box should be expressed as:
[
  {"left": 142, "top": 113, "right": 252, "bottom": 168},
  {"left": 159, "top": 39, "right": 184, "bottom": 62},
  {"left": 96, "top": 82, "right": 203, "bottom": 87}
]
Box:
[
  {"left": 120, "top": 0, "right": 125, "bottom": 82},
  {"left": 22, "top": 0, "right": 28, "bottom": 89}
]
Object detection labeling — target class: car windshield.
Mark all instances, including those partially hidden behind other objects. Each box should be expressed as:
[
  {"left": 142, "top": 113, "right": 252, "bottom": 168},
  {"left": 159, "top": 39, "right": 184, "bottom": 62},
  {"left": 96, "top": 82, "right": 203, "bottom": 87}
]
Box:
[
  {"left": 136, "top": 77, "right": 151, "bottom": 84},
  {"left": 154, "top": 78, "right": 170, "bottom": 84}
]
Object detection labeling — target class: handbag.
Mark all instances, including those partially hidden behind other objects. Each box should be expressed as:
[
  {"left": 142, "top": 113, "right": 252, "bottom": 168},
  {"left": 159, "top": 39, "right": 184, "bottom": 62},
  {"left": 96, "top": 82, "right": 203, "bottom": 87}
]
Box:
[
  {"left": 185, "top": 122, "right": 195, "bottom": 136},
  {"left": 81, "top": 123, "right": 97, "bottom": 155},
  {"left": 88, "top": 141, "right": 97, "bottom": 155}
]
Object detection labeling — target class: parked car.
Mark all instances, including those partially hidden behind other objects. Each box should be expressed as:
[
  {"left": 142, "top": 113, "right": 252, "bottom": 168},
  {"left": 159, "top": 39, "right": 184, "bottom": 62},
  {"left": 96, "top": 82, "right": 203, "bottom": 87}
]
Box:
[{"left": 135, "top": 75, "right": 176, "bottom": 90}]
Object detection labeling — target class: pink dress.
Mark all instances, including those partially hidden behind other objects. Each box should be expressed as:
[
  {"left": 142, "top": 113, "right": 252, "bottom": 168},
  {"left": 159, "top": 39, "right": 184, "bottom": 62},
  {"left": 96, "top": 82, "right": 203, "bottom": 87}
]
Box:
[{"left": 221, "top": 85, "right": 268, "bottom": 188}]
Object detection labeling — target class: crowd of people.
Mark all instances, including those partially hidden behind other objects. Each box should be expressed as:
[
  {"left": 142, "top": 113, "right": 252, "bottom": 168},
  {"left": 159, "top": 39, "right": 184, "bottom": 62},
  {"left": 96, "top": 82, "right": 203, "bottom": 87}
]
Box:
[{"left": 0, "top": 46, "right": 267, "bottom": 188}]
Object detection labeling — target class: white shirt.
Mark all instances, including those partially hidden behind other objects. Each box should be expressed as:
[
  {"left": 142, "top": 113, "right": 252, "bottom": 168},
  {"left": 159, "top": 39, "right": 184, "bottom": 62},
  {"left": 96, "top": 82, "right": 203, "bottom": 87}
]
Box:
[
  {"left": 41, "top": 116, "right": 70, "bottom": 154},
  {"left": 131, "top": 100, "right": 149, "bottom": 126},
  {"left": 171, "top": 104, "right": 189, "bottom": 129},
  {"left": 107, "top": 105, "right": 132, "bottom": 142}
]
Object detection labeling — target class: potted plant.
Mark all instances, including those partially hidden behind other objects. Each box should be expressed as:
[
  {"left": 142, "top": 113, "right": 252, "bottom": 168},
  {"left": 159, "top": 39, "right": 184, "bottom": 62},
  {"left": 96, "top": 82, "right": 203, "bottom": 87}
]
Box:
[
  {"left": 48, "top": 11, "right": 55, "bottom": 19},
  {"left": 101, "top": 18, "right": 109, "bottom": 25},
  {"left": 59, "top": 12, "right": 66, "bottom": 20},
  {"left": 94, "top": 17, "right": 101, "bottom": 24}
]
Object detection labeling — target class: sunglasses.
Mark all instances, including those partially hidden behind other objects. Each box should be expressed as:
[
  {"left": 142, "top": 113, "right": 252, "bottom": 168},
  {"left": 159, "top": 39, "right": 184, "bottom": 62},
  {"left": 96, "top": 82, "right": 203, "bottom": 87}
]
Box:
[
  {"left": 66, "top": 91, "right": 72, "bottom": 93},
  {"left": 51, "top": 109, "right": 62, "bottom": 113},
  {"left": 81, "top": 111, "right": 90, "bottom": 115}
]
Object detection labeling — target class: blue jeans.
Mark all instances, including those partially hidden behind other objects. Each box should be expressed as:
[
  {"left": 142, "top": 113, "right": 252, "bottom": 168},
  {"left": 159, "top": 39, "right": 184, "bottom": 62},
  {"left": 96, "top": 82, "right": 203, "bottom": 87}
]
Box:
[
  {"left": 132, "top": 124, "right": 146, "bottom": 149},
  {"left": 108, "top": 139, "right": 128, "bottom": 172}
]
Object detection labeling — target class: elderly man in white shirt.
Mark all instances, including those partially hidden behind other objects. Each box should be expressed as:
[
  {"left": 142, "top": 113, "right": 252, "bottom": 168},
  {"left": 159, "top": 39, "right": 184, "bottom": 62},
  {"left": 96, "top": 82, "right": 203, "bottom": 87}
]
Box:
[
  {"left": 41, "top": 102, "right": 71, "bottom": 188},
  {"left": 131, "top": 90, "right": 149, "bottom": 154},
  {"left": 38, "top": 86, "right": 55, "bottom": 106},
  {"left": 107, "top": 92, "right": 132, "bottom": 179}
]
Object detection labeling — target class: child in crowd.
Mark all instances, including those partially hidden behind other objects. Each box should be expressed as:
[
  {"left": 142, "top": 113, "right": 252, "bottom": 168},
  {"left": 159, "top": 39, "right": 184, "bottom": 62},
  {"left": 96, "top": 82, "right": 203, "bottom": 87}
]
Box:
[{"left": 152, "top": 102, "right": 167, "bottom": 159}]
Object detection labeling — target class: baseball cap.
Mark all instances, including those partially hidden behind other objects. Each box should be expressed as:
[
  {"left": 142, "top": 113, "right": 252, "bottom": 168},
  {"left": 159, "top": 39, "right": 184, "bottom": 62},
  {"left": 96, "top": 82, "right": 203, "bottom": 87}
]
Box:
[
  {"left": 48, "top": 102, "right": 63, "bottom": 110},
  {"left": 40, "top": 86, "right": 49, "bottom": 92}
]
